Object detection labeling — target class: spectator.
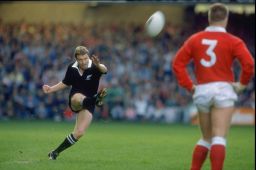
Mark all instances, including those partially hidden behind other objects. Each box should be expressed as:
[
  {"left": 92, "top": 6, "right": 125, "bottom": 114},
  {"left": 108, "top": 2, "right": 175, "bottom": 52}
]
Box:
[{"left": 0, "top": 12, "right": 254, "bottom": 122}]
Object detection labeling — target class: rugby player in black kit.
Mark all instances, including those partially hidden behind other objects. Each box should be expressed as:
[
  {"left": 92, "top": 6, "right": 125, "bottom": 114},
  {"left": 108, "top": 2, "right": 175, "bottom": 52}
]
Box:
[{"left": 42, "top": 46, "right": 107, "bottom": 160}]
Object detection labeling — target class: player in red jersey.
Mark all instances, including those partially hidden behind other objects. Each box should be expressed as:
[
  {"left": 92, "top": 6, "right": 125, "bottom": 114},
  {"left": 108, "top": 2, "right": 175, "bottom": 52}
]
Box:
[{"left": 172, "top": 3, "right": 254, "bottom": 170}]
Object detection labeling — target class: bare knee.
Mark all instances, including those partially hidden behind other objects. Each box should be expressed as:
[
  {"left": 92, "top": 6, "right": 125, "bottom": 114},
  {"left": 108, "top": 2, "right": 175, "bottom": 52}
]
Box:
[
  {"left": 71, "top": 93, "right": 85, "bottom": 104},
  {"left": 71, "top": 93, "right": 85, "bottom": 110}
]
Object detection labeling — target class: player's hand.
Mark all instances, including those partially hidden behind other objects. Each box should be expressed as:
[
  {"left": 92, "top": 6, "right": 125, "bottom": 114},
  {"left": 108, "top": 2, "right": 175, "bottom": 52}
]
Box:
[
  {"left": 42, "top": 85, "right": 52, "bottom": 94},
  {"left": 91, "top": 55, "right": 100, "bottom": 66},
  {"left": 231, "top": 82, "right": 246, "bottom": 93},
  {"left": 92, "top": 55, "right": 107, "bottom": 73}
]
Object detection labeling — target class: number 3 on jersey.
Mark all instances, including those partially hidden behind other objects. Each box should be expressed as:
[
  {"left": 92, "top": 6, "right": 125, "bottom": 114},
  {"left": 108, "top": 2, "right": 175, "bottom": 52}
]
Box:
[{"left": 200, "top": 39, "right": 218, "bottom": 67}]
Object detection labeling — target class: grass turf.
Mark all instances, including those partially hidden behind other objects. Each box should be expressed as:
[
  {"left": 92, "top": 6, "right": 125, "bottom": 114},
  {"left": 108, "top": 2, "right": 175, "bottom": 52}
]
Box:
[{"left": 0, "top": 120, "right": 254, "bottom": 170}]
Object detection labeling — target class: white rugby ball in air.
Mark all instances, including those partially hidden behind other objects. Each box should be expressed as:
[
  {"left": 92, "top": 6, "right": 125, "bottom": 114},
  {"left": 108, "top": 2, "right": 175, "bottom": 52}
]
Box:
[{"left": 145, "top": 11, "right": 165, "bottom": 37}]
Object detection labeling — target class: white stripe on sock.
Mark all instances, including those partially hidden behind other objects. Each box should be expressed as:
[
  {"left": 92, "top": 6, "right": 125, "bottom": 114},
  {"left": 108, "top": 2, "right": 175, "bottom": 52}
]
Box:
[
  {"left": 197, "top": 139, "right": 211, "bottom": 149},
  {"left": 211, "top": 136, "right": 226, "bottom": 146},
  {"left": 67, "top": 135, "right": 75, "bottom": 144},
  {"left": 69, "top": 135, "right": 76, "bottom": 144}
]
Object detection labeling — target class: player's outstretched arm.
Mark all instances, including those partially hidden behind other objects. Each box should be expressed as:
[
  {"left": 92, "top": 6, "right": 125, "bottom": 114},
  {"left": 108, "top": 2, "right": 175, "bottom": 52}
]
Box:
[
  {"left": 91, "top": 55, "right": 107, "bottom": 74},
  {"left": 42, "top": 82, "right": 68, "bottom": 94}
]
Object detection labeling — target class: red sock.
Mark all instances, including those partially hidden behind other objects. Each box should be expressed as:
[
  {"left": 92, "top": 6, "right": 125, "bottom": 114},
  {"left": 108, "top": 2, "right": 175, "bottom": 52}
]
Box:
[
  {"left": 190, "top": 145, "right": 209, "bottom": 170},
  {"left": 210, "top": 144, "right": 226, "bottom": 170}
]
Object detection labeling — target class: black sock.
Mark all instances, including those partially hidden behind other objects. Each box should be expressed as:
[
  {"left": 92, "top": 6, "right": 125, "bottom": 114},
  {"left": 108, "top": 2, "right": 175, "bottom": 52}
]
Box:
[
  {"left": 82, "top": 97, "right": 96, "bottom": 109},
  {"left": 54, "top": 133, "right": 77, "bottom": 154}
]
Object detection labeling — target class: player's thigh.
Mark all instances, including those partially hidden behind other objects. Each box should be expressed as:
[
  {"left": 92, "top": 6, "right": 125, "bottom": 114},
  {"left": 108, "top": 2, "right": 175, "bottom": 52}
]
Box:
[
  {"left": 73, "top": 109, "right": 93, "bottom": 133},
  {"left": 211, "top": 106, "right": 235, "bottom": 137},
  {"left": 198, "top": 111, "right": 212, "bottom": 141},
  {"left": 70, "top": 93, "right": 85, "bottom": 111},
  {"left": 211, "top": 82, "right": 237, "bottom": 137},
  {"left": 193, "top": 83, "right": 214, "bottom": 115}
]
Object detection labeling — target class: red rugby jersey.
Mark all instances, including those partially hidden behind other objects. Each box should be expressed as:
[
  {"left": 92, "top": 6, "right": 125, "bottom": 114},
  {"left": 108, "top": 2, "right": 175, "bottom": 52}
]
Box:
[{"left": 172, "top": 26, "right": 254, "bottom": 91}]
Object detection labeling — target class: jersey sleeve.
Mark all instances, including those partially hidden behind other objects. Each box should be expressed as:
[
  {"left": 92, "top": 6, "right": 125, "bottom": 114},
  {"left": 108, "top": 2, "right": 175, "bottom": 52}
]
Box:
[
  {"left": 172, "top": 38, "right": 194, "bottom": 91},
  {"left": 62, "top": 66, "right": 73, "bottom": 86},
  {"left": 233, "top": 39, "right": 255, "bottom": 85}
]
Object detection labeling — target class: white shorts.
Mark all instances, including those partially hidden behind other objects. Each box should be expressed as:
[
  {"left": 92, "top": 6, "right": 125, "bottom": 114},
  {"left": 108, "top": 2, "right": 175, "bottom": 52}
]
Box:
[{"left": 193, "top": 82, "right": 238, "bottom": 113}]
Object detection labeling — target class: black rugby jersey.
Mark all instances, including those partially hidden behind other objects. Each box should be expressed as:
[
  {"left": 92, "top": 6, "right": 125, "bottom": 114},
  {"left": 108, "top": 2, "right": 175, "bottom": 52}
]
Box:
[{"left": 62, "top": 59, "right": 105, "bottom": 97}]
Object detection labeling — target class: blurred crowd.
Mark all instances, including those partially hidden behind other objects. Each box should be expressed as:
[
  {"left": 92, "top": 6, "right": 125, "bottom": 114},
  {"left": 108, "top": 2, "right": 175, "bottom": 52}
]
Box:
[{"left": 0, "top": 12, "right": 254, "bottom": 122}]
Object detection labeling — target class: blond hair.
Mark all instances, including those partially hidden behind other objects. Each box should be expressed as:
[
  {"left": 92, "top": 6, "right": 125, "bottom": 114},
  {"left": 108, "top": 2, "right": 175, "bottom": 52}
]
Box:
[
  {"left": 208, "top": 3, "right": 229, "bottom": 24},
  {"left": 74, "top": 46, "right": 89, "bottom": 58}
]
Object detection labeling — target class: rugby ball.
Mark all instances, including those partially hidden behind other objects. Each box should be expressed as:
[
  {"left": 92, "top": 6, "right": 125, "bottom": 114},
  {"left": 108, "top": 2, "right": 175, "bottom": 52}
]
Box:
[{"left": 145, "top": 11, "right": 165, "bottom": 37}]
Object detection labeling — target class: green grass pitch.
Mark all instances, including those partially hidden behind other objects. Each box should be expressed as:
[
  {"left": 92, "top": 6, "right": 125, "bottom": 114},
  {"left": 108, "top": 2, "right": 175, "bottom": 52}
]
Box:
[{"left": 0, "top": 120, "right": 254, "bottom": 170}]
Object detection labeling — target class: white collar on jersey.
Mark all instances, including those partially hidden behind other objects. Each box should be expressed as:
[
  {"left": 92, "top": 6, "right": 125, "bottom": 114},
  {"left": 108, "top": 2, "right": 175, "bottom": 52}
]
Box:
[
  {"left": 72, "top": 59, "right": 92, "bottom": 76},
  {"left": 205, "top": 26, "right": 226, "bottom": 32},
  {"left": 72, "top": 59, "right": 92, "bottom": 69}
]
